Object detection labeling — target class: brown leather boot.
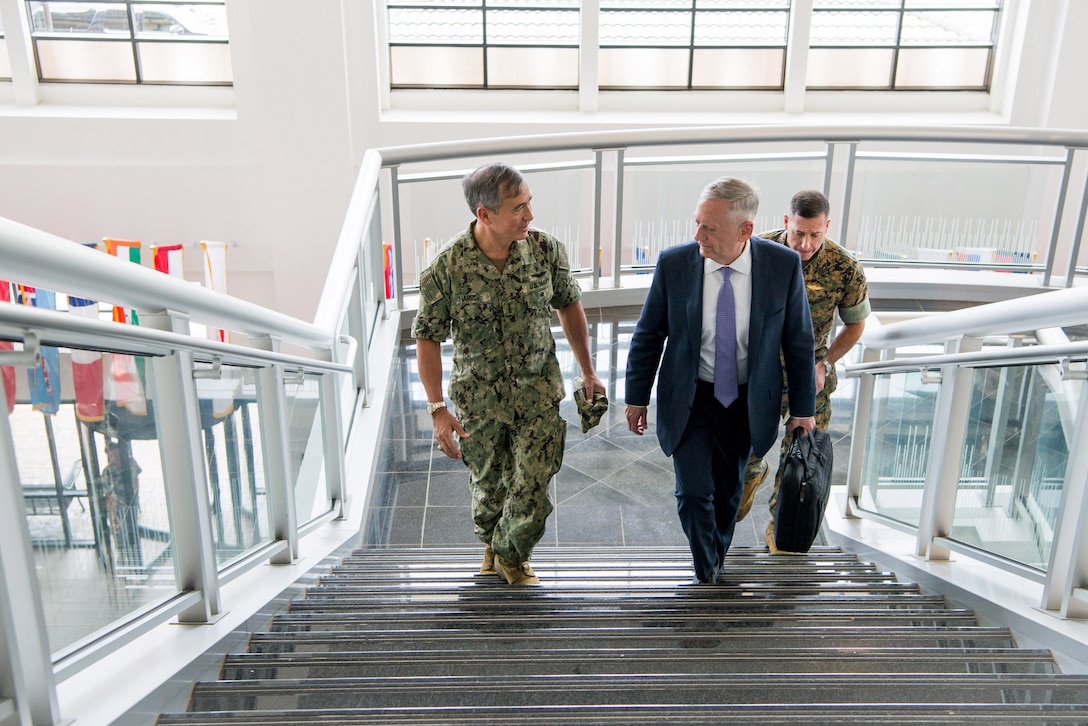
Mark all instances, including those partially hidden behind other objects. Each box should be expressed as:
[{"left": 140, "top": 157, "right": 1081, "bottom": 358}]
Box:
[
  {"left": 480, "top": 544, "right": 497, "bottom": 575},
  {"left": 495, "top": 554, "right": 540, "bottom": 585},
  {"left": 737, "top": 460, "right": 769, "bottom": 522}
]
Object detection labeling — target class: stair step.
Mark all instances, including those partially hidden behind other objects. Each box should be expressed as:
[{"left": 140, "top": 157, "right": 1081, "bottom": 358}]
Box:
[
  {"left": 157, "top": 702, "right": 1088, "bottom": 725},
  {"left": 268, "top": 609, "right": 982, "bottom": 631},
  {"left": 187, "top": 672, "right": 1088, "bottom": 711},
  {"left": 246, "top": 625, "right": 1017, "bottom": 652},
  {"left": 217, "top": 647, "right": 1059, "bottom": 678}
]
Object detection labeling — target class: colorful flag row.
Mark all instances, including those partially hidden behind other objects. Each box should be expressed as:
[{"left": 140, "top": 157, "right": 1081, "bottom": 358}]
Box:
[{"left": 1, "top": 238, "right": 231, "bottom": 418}]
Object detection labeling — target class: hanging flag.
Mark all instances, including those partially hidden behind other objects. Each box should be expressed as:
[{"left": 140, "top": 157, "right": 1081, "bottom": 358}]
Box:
[
  {"left": 68, "top": 294, "right": 105, "bottom": 422},
  {"left": 102, "top": 238, "right": 148, "bottom": 415},
  {"left": 201, "top": 240, "right": 228, "bottom": 343},
  {"left": 16, "top": 285, "right": 62, "bottom": 415},
  {"left": 0, "top": 280, "right": 15, "bottom": 414},
  {"left": 152, "top": 243, "right": 185, "bottom": 278}
]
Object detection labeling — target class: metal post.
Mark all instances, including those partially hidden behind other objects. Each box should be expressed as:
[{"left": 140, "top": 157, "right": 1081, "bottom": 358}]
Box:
[
  {"left": 0, "top": 353, "right": 62, "bottom": 726},
  {"left": 388, "top": 165, "right": 406, "bottom": 308},
  {"left": 1043, "top": 147, "right": 1075, "bottom": 288},
  {"left": 916, "top": 337, "right": 982, "bottom": 560},
  {"left": 253, "top": 334, "right": 299, "bottom": 564},
  {"left": 141, "top": 310, "right": 222, "bottom": 623},
  {"left": 592, "top": 150, "right": 604, "bottom": 291},
  {"left": 611, "top": 148, "right": 625, "bottom": 287}
]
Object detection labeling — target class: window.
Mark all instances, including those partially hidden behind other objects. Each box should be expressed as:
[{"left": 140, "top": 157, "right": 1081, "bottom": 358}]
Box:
[
  {"left": 25, "top": 1, "right": 231, "bottom": 85},
  {"left": 599, "top": 0, "right": 790, "bottom": 90},
  {"left": 0, "top": 13, "right": 10, "bottom": 80},
  {"left": 383, "top": 0, "right": 1003, "bottom": 95},
  {"left": 808, "top": 0, "right": 1001, "bottom": 90},
  {"left": 387, "top": 0, "right": 580, "bottom": 89}
]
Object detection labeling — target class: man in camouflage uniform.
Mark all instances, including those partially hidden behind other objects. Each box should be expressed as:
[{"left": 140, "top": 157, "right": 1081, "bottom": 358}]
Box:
[
  {"left": 412, "top": 163, "right": 605, "bottom": 585},
  {"left": 735, "top": 190, "right": 870, "bottom": 552}
]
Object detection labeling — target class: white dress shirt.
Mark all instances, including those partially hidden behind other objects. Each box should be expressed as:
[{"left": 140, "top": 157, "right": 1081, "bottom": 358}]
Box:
[{"left": 698, "top": 241, "right": 752, "bottom": 385}]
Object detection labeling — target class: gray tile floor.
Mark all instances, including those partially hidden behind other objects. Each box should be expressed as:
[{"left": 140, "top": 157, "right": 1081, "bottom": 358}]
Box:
[{"left": 363, "top": 306, "right": 856, "bottom": 556}]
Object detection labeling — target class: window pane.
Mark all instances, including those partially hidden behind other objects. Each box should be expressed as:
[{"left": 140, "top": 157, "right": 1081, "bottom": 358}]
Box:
[
  {"left": 28, "top": 2, "right": 131, "bottom": 36},
  {"left": 600, "top": 10, "right": 693, "bottom": 47},
  {"left": 132, "top": 4, "right": 228, "bottom": 38},
  {"left": 390, "top": 45, "right": 483, "bottom": 86},
  {"left": 697, "top": 0, "right": 789, "bottom": 7},
  {"left": 388, "top": 7, "right": 481, "bottom": 44},
  {"left": 693, "top": 10, "right": 788, "bottom": 45},
  {"left": 488, "top": 9, "right": 578, "bottom": 45},
  {"left": 895, "top": 47, "right": 990, "bottom": 89},
  {"left": 692, "top": 48, "right": 783, "bottom": 88},
  {"left": 487, "top": 47, "right": 577, "bottom": 88},
  {"left": 813, "top": 0, "right": 900, "bottom": 7},
  {"left": 138, "top": 40, "right": 231, "bottom": 83},
  {"left": 599, "top": 47, "right": 689, "bottom": 87},
  {"left": 36, "top": 38, "right": 136, "bottom": 81},
  {"left": 0, "top": 40, "right": 10, "bottom": 79},
  {"left": 811, "top": 10, "right": 900, "bottom": 45},
  {"left": 807, "top": 47, "right": 893, "bottom": 88},
  {"left": 901, "top": 10, "right": 996, "bottom": 46}
]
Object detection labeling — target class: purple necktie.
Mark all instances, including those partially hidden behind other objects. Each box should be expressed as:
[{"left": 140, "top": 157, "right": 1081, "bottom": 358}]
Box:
[{"left": 714, "top": 267, "right": 738, "bottom": 407}]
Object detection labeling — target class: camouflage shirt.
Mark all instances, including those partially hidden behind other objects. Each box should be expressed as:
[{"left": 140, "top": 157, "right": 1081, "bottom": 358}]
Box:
[
  {"left": 411, "top": 224, "right": 581, "bottom": 424},
  {"left": 759, "top": 230, "right": 870, "bottom": 362}
]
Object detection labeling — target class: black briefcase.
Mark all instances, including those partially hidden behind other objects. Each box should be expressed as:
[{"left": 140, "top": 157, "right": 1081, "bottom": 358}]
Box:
[{"left": 773, "top": 428, "right": 834, "bottom": 553}]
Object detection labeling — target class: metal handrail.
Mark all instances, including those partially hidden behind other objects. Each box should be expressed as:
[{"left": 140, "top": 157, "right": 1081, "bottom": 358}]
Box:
[
  {"left": 376, "top": 123, "right": 1088, "bottom": 165},
  {"left": 0, "top": 303, "right": 352, "bottom": 374},
  {"left": 861, "top": 286, "right": 1088, "bottom": 350},
  {"left": 0, "top": 216, "right": 334, "bottom": 350},
  {"left": 845, "top": 339, "right": 1088, "bottom": 375}
]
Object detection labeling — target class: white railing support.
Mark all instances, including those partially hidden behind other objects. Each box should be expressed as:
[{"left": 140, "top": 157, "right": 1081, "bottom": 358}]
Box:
[
  {"left": 0, "top": 382, "right": 62, "bottom": 725},
  {"left": 141, "top": 310, "right": 223, "bottom": 623},
  {"left": 915, "top": 337, "right": 983, "bottom": 561}
]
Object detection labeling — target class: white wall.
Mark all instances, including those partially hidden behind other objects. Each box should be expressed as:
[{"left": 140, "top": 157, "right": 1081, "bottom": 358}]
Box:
[{"left": 1, "top": 0, "right": 1086, "bottom": 322}]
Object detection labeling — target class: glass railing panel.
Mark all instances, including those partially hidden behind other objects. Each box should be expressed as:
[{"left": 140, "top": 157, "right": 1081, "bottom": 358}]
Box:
[
  {"left": 14, "top": 349, "right": 180, "bottom": 655},
  {"left": 850, "top": 154, "right": 1062, "bottom": 266},
  {"left": 396, "top": 165, "right": 596, "bottom": 289},
  {"left": 285, "top": 371, "right": 332, "bottom": 525},
  {"left": 855, "top": 369, "right": 939, "bottom": 527},
  {"left": 195, "top": 365, "right": 272, "bottom": 568},
  {"left": 623, "top": 157, "right": 827, "bottom": 269},
  {"left": 949, "top": 363, "right": 1072, "bottom": 570}
]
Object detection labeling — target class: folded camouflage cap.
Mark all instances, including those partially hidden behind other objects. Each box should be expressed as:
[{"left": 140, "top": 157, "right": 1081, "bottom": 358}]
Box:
[{"left": 573, "top": 376, "right": 609, "bottom": 434}]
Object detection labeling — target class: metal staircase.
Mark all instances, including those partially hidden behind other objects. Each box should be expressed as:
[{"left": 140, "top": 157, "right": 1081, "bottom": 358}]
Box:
[{"left": 156, "top": 546, "right": 1088, "bottom": 724}]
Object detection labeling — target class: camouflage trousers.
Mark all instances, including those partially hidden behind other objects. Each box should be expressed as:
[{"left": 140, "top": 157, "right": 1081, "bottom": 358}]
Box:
[
  {"left": 744, "top": 386, "right": 834, "bottom": 522},
  {"left": 460, "top": 406, "right": 566, "bottom": 565}
]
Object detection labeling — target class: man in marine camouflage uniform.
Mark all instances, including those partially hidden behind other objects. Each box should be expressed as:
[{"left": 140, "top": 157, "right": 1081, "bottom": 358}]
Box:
[
  {"left": 412, "top": 163, "right": 605, "bottom": 585},
  {"left": 735, "top": 190, "right": 870, "bottom": 552}
]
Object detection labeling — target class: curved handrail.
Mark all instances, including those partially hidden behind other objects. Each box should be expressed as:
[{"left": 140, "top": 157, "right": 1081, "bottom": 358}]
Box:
[
  {"left": 313, "top": 148, "right": 384, "bottom": 334},
  {"left": 376, "top": 124, "right": 1088, "bottom": 165},
  {"left": 862, "top": 286, "right": 1088, "bottom": 350},
  {"left": 0, "top": 216, "right": 334, "bottom": 350}
]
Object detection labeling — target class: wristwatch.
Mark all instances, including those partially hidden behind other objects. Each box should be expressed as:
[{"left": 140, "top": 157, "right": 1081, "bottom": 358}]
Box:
[
  {"left": 427, "top": 400, "right": 447, "bottom": 416},
  {"left": 822, "top": 359, "right": 834, "bottom": 375}
]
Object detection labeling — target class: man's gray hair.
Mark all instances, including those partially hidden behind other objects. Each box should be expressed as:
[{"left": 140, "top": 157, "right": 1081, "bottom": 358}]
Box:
[
  {"left": 463, "top": 163, "right": 525, "bottom": 215},
  {"left": 699, "top": 176, "right": 759, "bottom": 222}
]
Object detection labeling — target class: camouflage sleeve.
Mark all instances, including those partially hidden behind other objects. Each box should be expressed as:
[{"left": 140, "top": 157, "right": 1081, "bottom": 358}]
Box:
[
  {"left": 838, "top": 259, "right": 870, "bottom": 325},
  {"left": 410, "top": 261, "right": 452, "bottom": 342},
  {"left": 538, "top": 231, "right": 582, "bottom": 310}
]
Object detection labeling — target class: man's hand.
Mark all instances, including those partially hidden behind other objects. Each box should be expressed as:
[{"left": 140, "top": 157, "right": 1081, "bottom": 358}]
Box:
[
  {"left": 626, "top": 404, "right": 649, "bottom": 435},
  {"left": 786, "top": 415, "right": 816, "bottom": 436},
  {"left": 581, "top": 371, "right": 606, "bottom": 400},
  {"left": 433, "top": 408, "right": 470, "bottom": 459}
]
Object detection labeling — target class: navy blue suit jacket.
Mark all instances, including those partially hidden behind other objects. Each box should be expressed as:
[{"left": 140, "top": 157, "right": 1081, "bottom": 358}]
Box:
[{"left": 625, "top": 237, "right": 816, "bottom": 458}]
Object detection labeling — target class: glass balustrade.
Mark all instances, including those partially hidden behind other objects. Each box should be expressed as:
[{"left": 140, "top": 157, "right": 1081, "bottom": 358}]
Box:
[
  {"left": 195, "top": 365, "right": 272, "bottom": 567},
  {"left": 949, "top": 363, "right": 1073, "bottom": 570},
  {"left": 857, "top": 368, "right": 938, "bottom": 528},
  {"left": 13, "top": 349, "right": 180, "bottom": 656},
  {"left": 285, "top": 370, "right": 332, "bottom": 526}
]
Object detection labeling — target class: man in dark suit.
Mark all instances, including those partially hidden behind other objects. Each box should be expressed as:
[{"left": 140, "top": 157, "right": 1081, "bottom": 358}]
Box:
[{"left": 625, "top": 176, "right": 817, "bottom": 583}]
